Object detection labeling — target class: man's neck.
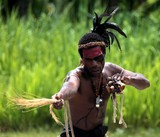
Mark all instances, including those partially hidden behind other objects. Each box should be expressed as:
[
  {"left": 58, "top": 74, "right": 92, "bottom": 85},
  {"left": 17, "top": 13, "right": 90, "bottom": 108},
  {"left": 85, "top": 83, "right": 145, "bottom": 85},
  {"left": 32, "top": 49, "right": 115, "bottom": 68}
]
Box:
[{"left": 83, "top": 66, "right": 102, "bottom": 78}]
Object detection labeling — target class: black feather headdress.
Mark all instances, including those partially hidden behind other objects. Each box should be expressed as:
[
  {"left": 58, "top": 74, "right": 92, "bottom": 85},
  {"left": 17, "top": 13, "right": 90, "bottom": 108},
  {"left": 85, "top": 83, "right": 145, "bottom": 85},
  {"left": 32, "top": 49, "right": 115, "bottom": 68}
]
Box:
[{"left": 91, "top": 7, "right": 127, "bottom": 51}]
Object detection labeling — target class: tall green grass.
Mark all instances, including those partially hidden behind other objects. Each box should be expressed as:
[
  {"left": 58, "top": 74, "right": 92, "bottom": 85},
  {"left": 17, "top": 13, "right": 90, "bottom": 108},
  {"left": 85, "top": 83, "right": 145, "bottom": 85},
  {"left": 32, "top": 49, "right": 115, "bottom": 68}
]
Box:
[{"left": 0, "top": 10, "right": 160, "bottom": 131}]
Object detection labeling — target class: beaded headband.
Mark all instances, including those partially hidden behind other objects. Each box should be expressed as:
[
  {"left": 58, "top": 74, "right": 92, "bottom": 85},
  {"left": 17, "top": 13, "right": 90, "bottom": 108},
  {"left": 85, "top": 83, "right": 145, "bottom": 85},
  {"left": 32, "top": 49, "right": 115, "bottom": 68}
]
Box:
[{"left": 78, "top": 41, "right": 106, "bottom": 49}]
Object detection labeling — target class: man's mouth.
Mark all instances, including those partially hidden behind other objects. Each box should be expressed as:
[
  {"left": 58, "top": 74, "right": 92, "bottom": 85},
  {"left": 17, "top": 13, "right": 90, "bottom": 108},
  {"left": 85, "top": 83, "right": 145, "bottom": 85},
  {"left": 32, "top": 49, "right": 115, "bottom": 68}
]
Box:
[
  {"left": 84, "top": 66, "right": 102, "bottom": 76},
  {"left": 90, "top": 68, "right": 102, "bottom": 74}
]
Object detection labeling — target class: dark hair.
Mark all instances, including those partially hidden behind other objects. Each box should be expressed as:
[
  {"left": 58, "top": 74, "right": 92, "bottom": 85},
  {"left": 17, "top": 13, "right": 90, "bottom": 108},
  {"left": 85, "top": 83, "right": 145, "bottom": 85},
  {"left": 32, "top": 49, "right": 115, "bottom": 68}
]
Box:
[
  {"left": 78, "top": 33, "right": 104, "bottom": 45},
  {"left": 78, "top": 7, "right": 127, "bottom": 58},
  {"left": 78, "top": 33, "right": 106, "bottom": 58}
]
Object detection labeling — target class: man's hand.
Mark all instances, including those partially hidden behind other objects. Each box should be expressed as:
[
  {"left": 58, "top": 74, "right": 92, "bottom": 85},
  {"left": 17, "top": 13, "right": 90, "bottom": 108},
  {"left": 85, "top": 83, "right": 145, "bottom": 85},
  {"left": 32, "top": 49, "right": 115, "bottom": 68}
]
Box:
[
  {"left": 51, "top": 93, "right": 64, "bottom": 110},
  {"left": 112, "top": 73, "right": 134, "bottom": 85},
  {"left": 106, "top": 76, "right": 125, "bottom": 94}
]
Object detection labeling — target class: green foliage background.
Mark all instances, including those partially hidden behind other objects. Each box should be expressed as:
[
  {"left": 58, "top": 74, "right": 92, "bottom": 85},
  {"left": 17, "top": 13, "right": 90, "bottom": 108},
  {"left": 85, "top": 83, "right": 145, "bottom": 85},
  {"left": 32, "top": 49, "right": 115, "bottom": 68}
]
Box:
[{"left": 0, "top": 5, "right": 160, "bottom": 131}]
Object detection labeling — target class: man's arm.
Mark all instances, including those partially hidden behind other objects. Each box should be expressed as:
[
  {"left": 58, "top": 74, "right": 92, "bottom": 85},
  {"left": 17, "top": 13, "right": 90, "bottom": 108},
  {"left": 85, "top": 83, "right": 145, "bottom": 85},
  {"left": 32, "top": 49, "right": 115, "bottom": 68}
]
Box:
[
  {"left": 51, "top": 71, "right": 80, "bottom": 109},
  {"left": 105, "top": 63, "right": 150, "bottom": 90},
  {"left": 119, "top": 69, "right": 150, "bottom": 90},
  {"left": 58, "top": 74, "right": 80, "bottom": 99}
]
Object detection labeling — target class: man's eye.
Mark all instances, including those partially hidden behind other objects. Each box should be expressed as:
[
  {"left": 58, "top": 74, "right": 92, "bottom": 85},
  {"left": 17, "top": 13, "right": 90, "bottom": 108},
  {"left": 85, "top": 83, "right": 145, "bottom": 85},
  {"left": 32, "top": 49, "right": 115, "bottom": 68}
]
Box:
[
  {"left": 94, "top": 55, "right": 104, "bottom": 62},
  {"left": 85, "top": 58, "right": 92, "bottom": 61}
]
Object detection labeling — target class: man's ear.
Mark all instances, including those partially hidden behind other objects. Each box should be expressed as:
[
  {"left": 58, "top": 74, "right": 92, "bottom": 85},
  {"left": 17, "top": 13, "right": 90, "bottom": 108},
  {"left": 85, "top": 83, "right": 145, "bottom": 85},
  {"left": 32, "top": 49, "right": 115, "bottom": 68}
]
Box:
[{"left": 79, "top": 59, "right": 84, "bottom": 66}]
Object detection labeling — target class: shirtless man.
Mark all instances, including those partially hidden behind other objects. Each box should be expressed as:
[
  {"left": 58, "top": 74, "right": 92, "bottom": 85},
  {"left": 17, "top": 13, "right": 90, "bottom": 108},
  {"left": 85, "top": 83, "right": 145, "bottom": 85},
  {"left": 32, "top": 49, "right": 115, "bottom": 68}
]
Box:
[{"left": 51, "top": 9, "right": 150, "bottom": 137}]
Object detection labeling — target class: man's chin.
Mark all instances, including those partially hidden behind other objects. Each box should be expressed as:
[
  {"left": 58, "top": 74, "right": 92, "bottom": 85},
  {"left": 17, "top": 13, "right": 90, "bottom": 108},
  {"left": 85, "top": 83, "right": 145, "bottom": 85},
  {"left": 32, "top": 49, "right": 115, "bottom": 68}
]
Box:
[
  {"left": 84, "top": 67, "right": 102, "bottom": 77},
  {"left": 90, "top": 71, "right": 102, "bottom": 77}
]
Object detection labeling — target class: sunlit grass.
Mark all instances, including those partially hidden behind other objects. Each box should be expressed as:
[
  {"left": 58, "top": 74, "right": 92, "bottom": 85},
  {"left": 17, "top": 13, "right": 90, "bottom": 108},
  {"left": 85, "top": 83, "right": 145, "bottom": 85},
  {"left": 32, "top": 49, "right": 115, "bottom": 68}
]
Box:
[
  {"left": 1, "top": 128, "right": 160, "bottom": 137},
  {"left": 0, "top": 9, "right": 160, "bottom": 130}
]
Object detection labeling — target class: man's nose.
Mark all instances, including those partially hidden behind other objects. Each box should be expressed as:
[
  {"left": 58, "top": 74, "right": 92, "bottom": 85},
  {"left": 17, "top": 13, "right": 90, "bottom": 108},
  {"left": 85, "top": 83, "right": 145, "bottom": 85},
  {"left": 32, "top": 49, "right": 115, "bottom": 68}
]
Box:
[{"left": 91, "top": 60, "right": 98, "bottom": 66}]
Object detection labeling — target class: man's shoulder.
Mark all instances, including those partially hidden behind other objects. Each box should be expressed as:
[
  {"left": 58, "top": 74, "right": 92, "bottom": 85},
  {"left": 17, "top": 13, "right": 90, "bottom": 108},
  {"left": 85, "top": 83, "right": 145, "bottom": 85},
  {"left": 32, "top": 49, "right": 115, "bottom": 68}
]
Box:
[
  {"left": 67, "top": 66, "right": 84, "bottom": 77},
  {"left": 104, "top": 62, "right": 115, "bottom": 68},
  {"left": 71, "top": 66, "right": 84, "bottom": 73},
  {"left": 104, "top": 62, "right": 122, "bottom": 69},
  {"left": 103, "top": 62, "right": 119, "bottom": 75},
  {"left": 104, "top": 62, "right": 123, "bottom": 76}
]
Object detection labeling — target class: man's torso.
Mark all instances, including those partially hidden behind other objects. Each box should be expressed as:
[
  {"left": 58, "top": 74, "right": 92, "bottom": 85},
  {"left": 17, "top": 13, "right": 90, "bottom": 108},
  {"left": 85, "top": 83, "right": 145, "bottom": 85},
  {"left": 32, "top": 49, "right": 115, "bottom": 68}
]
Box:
[{"left": 68, "top": 64, "right": 112, "bottom": 130}]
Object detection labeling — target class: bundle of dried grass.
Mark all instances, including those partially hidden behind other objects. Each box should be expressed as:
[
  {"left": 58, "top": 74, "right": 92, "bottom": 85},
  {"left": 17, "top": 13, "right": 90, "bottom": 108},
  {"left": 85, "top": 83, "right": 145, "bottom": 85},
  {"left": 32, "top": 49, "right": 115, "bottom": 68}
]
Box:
[
  {"left": 11, "top": 97, "right": 64, "bottom": 126},
  {"left": 11, "top": 97, "right": 54, "bottom": 108}
]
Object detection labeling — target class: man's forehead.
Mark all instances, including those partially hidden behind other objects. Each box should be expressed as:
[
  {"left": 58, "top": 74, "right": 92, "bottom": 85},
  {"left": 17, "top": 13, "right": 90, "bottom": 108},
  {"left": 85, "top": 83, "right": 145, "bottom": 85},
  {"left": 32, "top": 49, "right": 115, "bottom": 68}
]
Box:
[{"left": 82, "top": 46, "right": 103, "bottom": 59}]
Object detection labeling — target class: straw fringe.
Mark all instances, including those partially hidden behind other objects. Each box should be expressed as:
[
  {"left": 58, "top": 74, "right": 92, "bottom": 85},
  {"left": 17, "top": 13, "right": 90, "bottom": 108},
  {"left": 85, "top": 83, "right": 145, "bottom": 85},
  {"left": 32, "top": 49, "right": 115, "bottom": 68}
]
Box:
[
  {"left": 112, "top": 92, "right": 127, "bottom": 128},
  {"left": 64, "top": 101, "right": 75, "bottom": 137},
  {"left": 11, "top": 97, "right": 75, "bottom": 134},
  {"left": 11, "top": 97, "right": 63, "bottom": 126},
  {"left": 49, "top": 104, "right": 64, "bottom": 126},
  {"left": 11, "top": 98, "right": 55, "bottom": 108}
]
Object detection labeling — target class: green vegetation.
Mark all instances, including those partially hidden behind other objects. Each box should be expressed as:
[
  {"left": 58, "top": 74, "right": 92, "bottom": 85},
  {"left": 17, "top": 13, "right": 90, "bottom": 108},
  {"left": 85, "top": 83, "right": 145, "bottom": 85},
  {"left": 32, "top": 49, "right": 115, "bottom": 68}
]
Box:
[
  {"left": 0, "top": 6, "right": 160, "bottom": 133},
  {"left": 1, "top": 128, "right": 160, "bottom": 137}
]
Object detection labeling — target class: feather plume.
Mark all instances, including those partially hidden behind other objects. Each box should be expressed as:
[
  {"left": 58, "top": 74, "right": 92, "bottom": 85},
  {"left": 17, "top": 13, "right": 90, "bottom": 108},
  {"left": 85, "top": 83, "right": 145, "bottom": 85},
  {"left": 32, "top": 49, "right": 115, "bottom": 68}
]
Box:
[{"left": 91, "top": 7, "right": 127, "bottom": 50}]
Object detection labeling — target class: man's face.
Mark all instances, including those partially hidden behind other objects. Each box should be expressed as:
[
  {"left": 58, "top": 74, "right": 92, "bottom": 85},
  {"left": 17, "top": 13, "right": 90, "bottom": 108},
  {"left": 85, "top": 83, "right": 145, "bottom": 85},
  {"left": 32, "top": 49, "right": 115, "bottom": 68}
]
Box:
[
  {"left": 82, "top": 46, "right": 105, "bottom": 76},
  {"left": 83, "top": 55, "right": 105, "bottom": 76}
]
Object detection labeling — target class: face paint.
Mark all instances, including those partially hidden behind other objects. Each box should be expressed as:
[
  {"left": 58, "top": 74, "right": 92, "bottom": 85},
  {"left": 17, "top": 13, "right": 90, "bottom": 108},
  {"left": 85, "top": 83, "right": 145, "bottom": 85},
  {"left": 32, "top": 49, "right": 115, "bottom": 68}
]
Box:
[{"left": 82, "top": 46, "right": 103, "bottom": 59}]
